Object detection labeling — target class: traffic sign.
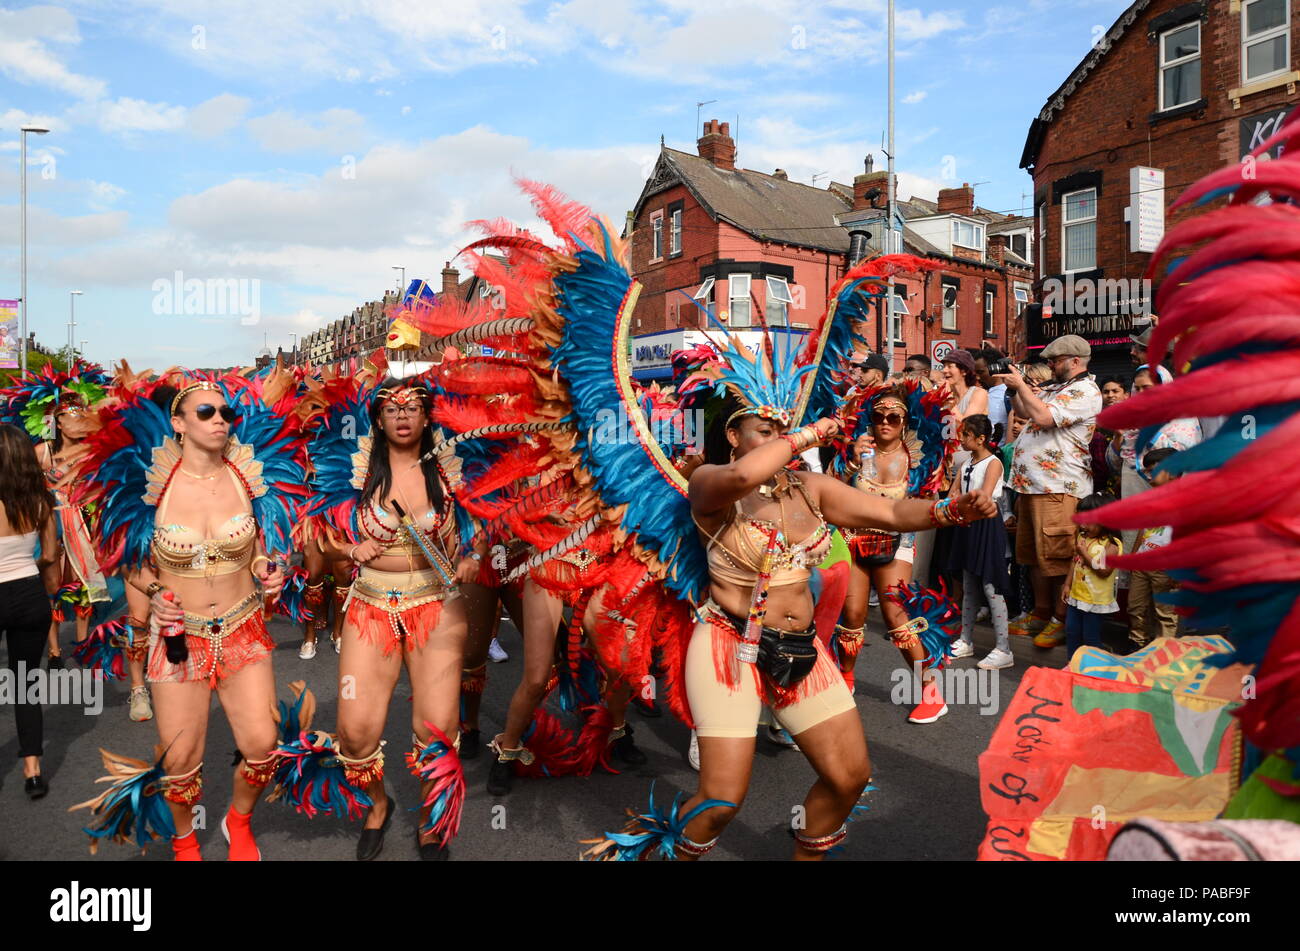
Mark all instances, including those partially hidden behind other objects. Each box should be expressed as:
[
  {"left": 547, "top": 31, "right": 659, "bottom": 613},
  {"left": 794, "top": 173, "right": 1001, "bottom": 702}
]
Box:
[{"left": 931, "top": 339, "right": 957, "bottom": 364}]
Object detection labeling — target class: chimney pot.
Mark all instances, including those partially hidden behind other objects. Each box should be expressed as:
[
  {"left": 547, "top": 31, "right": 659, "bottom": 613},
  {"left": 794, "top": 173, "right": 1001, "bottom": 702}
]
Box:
[
  {"left": 696, "top": 117, "right": 737, "bottom": 171},
  {"left": 773, "top": 168, "right": 788, "bottom": 180}
]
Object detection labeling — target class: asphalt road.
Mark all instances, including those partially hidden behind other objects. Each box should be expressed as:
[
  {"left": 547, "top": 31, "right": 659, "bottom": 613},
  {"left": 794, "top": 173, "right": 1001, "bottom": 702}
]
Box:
[{"left": 0, "top": 607, "right": 1065, "bottom": 862}]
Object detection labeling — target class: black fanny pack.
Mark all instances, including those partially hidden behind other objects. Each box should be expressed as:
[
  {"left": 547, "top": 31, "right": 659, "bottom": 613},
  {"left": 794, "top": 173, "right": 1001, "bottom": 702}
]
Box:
[{"left": 722, "top": 610, "right": 818, "bottom": 689}]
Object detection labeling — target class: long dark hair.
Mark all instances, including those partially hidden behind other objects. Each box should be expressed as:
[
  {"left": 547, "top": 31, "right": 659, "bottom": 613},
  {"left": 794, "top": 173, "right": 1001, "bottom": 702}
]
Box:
[
  {"left": 361, "top": 378, "right": 445, "bottom": 513},
  {"left": 0, "top": 423, "right": 55, "bottom": 533}
]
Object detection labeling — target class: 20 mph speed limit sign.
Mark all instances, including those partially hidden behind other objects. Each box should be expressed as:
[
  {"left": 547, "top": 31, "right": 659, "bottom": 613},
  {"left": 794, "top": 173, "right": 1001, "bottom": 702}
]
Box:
[{"left": 931, "top": 339, "right": 957, "bottom": 364}]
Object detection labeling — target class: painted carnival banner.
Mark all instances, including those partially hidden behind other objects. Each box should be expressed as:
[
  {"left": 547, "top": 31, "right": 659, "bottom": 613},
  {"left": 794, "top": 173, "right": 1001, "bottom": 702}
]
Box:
[{"left": 977, "top": 638, "right": 1245, "bottom": 861}]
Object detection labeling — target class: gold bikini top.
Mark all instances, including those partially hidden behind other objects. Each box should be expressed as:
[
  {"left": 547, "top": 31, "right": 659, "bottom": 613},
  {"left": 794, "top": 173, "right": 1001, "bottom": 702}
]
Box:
[
  {"left": 694, "top": 474, "right": 832, "bottom": 589},
  {"left": 152, "top": 466, "right": 257, "bottom": 577},
  {"left": 358, "top": 496, "right": 456, "bottom": 560}
]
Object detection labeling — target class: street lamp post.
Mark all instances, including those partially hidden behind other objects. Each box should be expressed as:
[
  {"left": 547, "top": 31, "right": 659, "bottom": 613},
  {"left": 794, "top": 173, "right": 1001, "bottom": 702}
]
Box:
[
  {"left": 80, "top": 339, "right": 87, "bottom": 362},
  {"left": 289, "top": 332, "right": 298, "bottom": 365},
  {"left": 392, "top": 266, "right": 405, "bottom": 298},
  {"left": 19, "top": 125, "right": 50, "bottom": 378},
  {"left": 69, "top": 290, "right": 83, "bottom": 357}
]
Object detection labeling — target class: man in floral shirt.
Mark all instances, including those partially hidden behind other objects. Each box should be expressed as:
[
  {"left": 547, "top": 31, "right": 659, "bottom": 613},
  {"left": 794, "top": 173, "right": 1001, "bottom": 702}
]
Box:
[{"left": 994, "top": 334, "right": 1102, "bottom": 648}]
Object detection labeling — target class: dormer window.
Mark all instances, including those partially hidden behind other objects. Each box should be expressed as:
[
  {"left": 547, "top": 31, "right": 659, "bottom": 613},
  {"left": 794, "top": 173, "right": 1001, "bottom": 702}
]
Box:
[{"left": 952, "top": 219, "right": 984, "bottom": 248}]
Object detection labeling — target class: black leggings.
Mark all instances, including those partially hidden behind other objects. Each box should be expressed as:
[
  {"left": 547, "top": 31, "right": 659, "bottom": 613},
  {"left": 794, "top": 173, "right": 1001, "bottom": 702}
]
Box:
[{"left": 1, "top": 574, "right": 51, "bottom": 758}]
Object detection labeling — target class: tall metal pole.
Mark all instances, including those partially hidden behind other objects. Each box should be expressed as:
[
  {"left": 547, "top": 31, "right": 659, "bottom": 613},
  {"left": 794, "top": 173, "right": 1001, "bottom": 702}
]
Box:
[
  {"left": 19, "top": 126, "right": 50, "bottom": 378},
  {"left": 885, "top": 0, "right": 897, "bottom": 368}
]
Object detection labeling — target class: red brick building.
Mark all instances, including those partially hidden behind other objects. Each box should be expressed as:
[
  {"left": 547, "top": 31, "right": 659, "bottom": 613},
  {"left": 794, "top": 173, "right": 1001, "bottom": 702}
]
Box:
[
  {"left": 628, "top": 121, "right": 1035, "bottom": 378},
  {"left": 1020, "top": 0, "right": 1298, "bottom": 377}
]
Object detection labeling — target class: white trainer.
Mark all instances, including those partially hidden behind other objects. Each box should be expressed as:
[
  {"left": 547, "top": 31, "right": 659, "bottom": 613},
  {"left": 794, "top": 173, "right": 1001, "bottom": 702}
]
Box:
[
  {"left": 488, "top": 637, "right": 509, "bottom": 663},
  {"left": 950, "top": 638, "right": 975, "bottom": 659},
  {"left": 978, "top": 647, "right": 1015, "bottom": 670},
  {"left": 298, "top": 639, "right": 318, "bottom": 660}
]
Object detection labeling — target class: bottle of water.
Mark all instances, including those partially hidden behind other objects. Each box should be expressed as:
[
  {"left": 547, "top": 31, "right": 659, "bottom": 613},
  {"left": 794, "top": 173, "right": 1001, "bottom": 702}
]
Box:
[{"left": 859, "top": 447, "right": 877, "bottom": 484}]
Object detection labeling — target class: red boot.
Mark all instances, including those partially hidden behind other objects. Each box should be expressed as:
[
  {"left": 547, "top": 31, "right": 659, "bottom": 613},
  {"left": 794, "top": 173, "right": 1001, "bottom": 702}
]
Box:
[
  {"left": 171, "top": 830, "right": 202, "bottom": 861},
  {"left": 221, "top": 806, "right": 261, "bottom": 861}
]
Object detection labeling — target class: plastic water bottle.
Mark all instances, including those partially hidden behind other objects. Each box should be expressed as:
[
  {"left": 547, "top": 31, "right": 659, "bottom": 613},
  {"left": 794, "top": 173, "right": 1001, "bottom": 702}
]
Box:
[{"left": 859, "top": 446, "right": 877, "bottom": 482}]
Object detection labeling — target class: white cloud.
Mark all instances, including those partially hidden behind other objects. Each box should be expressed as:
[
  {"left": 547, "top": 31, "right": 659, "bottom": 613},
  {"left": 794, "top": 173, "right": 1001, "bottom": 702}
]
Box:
[
  {"left": 246, "top": 108, "right": 367, "bottom": 154},
  {"left": 88, "top": 180, "right": 127, "bottom": 207},
  {"left": 0, "top": 205, "right": 128, "bottom": 247},
  {"left": 1, "top": 108, "right": 69, "bottom": 134},
  {"left": 903, "top": 90, "right": 928, "bottom": 104},
  {"left": 186, "top": 93, "right": 251, "bottom": 138},
  {"left": 93, "top": 97, "right": 187, "bottom": 134},
  {"left": 0, "top": 5, "right": 107, "bottom": 100}
]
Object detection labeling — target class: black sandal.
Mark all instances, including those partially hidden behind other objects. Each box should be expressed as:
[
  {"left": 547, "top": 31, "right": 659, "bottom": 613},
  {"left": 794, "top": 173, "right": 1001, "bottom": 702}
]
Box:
[{"left": 356, "top": 795, "right": 394, "bottom": 861}]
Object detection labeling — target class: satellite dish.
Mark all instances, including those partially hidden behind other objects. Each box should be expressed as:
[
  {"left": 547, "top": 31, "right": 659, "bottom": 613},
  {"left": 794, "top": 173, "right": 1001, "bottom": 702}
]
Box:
[{"left": 942, "top": 285, "right": 958, "bottom": 309}]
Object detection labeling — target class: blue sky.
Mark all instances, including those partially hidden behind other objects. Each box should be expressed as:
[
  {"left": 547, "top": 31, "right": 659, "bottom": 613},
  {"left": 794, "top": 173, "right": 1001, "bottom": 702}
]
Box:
[{"left": 2, "top": 0, "right": 1127, "bottom": 368}]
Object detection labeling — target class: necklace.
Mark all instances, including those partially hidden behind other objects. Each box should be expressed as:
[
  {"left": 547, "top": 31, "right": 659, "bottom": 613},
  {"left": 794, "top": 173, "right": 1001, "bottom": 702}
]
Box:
[
  {"left": 874, "top": 444, "right": 905, "bottom": 456},
  {"left": 180, "top": 466, "right": 222, "bottom": 481}
]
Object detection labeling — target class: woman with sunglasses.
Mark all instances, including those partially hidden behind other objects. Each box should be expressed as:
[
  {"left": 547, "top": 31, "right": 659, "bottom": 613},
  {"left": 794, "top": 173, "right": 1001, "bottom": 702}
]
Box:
[
  {"left": 307, "top": 377, "right": 481, "bottom": 861},
  {"left": 836, "top": 383, "right": 955, "bottom": 723},
  {"left": 70, "top": 373, "right": 305, "bottom": 859}
]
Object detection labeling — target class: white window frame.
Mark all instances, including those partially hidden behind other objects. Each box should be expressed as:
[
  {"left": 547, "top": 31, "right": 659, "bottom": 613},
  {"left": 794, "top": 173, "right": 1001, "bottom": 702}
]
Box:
[
  {"left": 984, "top": 289, "right": 995, "bottom": 335},
  {"left": 952, "top": 219, "right": 984, "bottom": 249},
  {"left": 1158, "top": 21, "right": 1201, "bottom": 112},
  {"left": 692, "top": 277, "right": 715, "bottom": 322},
  {"left": 765, "top": 276, "right": 793, "bottom": 327},
  {"left": 1013, "top": 284, "right": 1030, "bottom": 320},
  {"left": 670, "top": 208, "right": 682, "bottom": 255},
  {"left": 941, "top": 280, "right": 959, "bottom": 332},
  {"left": 650, "top": 212, "right": 664, "bottom": 261},
  {"left": 1061, "top": 187, "right": 1098, "bottom": 274},
  {"left": 889, "top": 292, "right": 907, "bottom": 345},
  {"left": 1242, "top": 0, "right": 1290, "bottom": 85},
  {"left": 1036, "top": 202, "right": 1047, "bottom": 280},
  {"left": 728, "top": 273, "right": 751, "bottom": 326}
]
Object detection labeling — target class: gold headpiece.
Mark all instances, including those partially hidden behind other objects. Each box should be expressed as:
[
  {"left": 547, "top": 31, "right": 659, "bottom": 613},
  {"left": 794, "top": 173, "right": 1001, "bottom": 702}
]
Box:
[
  {"left": 171, "top": 382, "right": 221, "bottom": 417},
  {"left": 375, "top": 384, "right": 431, "bottom": 408}
]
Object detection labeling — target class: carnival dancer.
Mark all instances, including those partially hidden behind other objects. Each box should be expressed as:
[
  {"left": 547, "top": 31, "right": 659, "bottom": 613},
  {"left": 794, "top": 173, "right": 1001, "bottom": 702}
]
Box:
[
  {"left": 834, "top": 380, "right": 955, "bottom": 717},
  {"left": 396, "top": 184, "right": 995, "bottom": 857},
  {"left": 0, "top": 360, "right": 111, "bottom": 665},
  {"left": 68, "top": 369, "right": 307, "bottom": 860},
  {"left": 301, "top": 362, "right": 481, "bottom": 861}
]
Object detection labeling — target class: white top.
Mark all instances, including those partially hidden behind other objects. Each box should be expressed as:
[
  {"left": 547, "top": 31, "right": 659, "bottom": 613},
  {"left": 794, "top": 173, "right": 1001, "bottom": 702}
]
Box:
[
  {"left": 987, "top": 384, "right": 1008, "bottom": 431},
  {"left": 0, "top": 532, "right": 39, "bottom": 583},
  {"left": 960, "top": 454, "right": 1004, "bottom": 501}
]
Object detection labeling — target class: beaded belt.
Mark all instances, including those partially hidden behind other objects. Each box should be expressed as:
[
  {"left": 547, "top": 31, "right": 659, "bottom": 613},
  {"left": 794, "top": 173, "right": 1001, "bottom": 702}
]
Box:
[
  {"left": 350, "top": 567, "right": 449, "bottom": 613},
  {"left": 177, "top": 592, "right": 261, "bottom": 681}
]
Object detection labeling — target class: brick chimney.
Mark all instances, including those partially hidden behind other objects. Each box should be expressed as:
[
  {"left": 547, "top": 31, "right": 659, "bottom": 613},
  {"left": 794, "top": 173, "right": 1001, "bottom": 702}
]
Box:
[
  {"left": 852, "top": 170, "right": 890, "bottom": 212},
  {"left": 937, "top": 182, "right": 975, "bottom": 216},
  {"left": 987, "top": 234, "right": 1008, "bottom": 266},
  {"left": 441, "top": 261, "right": 460, "bottom": 296},
  {"left": 697, "top": 119, "right": 736, "bottom": 170}
]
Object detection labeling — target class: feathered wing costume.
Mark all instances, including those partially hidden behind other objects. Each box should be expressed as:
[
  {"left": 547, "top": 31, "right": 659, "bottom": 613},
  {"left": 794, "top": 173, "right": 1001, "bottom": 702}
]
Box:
[
  {"left": 0, "top": 359, "right": 112, "bottom": 614},
  {"left": 66, "top": 365, "right": 312, "bottom": 851},
  {"left": 1090, "top": 113, "right": 1300, "bottom": 819},
  {"left": 403, "top": 186, "right": 934, "bottom": 857}
]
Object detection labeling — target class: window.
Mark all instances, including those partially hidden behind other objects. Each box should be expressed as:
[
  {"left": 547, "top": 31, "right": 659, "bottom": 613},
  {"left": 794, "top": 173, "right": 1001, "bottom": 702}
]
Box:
[
  {"left": 952, "top": 219, "right": 984, "bottom": 249},
  {"left": 670, "top": 208, "right": 682, "bottom": 255},
  {"left": 1061, "top": 187, "right": 1097, "bottom": 273},
  {"left": 1243, "top": 0, "right": 1290, "bottom": 84},
  {"left": 941, "top": 280, "right": 959, "bottom": 332},
  {"left": 1008, "top": 232, "right": 1029, "bottom": 261},
  {"left": 692, "top": 277, "right": 715, "bottom": 310},
  {"left": 1037, "top": 202, "right": 1047, "bottom": 278},
  {"left": 1159, "top": 22, "right": 1201, "bottom": 111},
  {"left": 984, "top": 289, "right": 995, "bottom": 335},
  {"left": 728, "top": 273, "right": 751, "bottom": 325},
  {"left": 765, "top": 276, "right": 793, "bottom": 327},
  {"left": 1014, "top": 285, "right": 1030, "bottom": 319},
  {"left": 889, "top": 292, "right": 907, "bottom": 344},
  {"left": 651, "top": 215, "right": 663, "bottom": 259}
]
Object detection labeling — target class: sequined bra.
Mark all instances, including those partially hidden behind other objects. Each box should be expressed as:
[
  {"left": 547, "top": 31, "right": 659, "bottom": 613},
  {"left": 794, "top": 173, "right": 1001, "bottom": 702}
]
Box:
[
  {"left": 694, "top": 474, "right": 832, "bottom": 589},
  {"left": 358, "top": 495, "right": 456, "bottom": 560},
  {"left": 152, "top": 466, "right": 257, "bottom": 577}
]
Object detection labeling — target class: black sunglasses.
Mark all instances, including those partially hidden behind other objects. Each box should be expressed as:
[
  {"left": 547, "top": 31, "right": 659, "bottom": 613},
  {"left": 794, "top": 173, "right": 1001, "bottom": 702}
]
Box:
[
  {"left": 194, "top": 403, "right": 237, "bottom": 423},
  {"left": 871, "top": 412, "right": 905, "bottom": 426}
]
